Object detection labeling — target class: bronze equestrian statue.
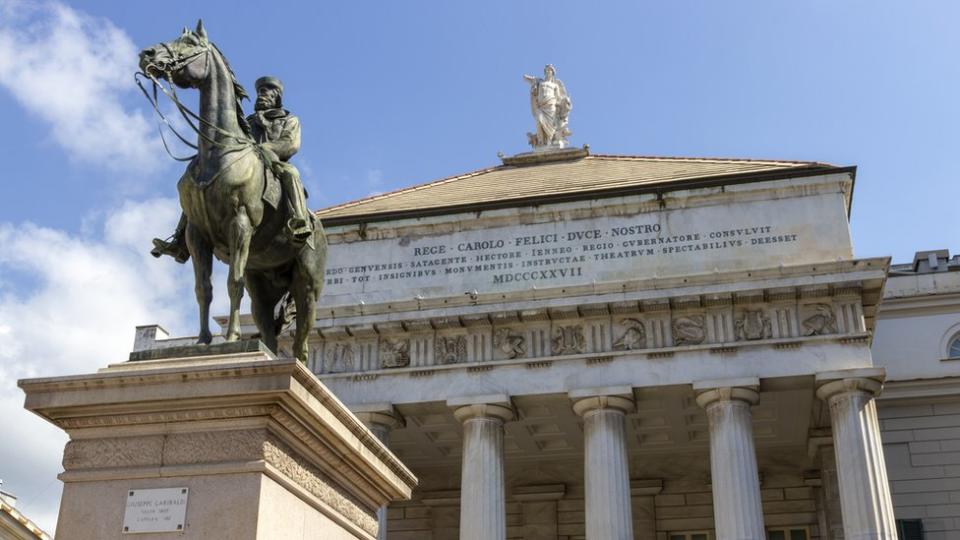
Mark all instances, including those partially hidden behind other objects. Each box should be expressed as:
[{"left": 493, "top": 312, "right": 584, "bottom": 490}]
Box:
[{"left": 138, "top": 21, "right": 326, "bottom": 362}]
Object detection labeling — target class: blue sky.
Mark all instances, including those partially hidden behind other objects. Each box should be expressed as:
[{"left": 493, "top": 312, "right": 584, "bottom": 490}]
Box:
[{"left": 1, "top": 0, "right": 958, "bottom": 533}]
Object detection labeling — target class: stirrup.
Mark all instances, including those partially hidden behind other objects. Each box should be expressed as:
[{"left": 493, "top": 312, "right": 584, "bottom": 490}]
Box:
[{"left": 151, "top": 237, "right": 190, "bottom": 264}]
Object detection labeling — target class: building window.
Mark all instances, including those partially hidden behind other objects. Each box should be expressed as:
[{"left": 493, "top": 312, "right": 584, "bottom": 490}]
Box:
[
  {"left": 949, "top": 334, "right": 960, "bottom": 358},
  {"left": 768, "top": 527, "right": 809, "bottom": 540},
  {"left": 670, "top": 533, "right": 711, "bottom": 540},
  {"left": 897, "top": 519, "right": 924, "bottom": 540}
]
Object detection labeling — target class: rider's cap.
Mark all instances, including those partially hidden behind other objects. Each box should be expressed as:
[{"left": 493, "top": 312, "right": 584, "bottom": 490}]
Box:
[{"left": 255, "top": 76, "right": 284, "bottom": 95}]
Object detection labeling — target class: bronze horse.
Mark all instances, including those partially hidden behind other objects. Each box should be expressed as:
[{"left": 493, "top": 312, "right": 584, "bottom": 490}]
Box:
[{"left": 138, "top": 21, "right": 326, "bottom": 362}]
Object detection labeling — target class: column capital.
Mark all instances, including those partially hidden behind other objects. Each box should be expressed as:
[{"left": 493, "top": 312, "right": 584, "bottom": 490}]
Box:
[
  {"left": 570, "top": 386, "right": 635, "bottom": 417},
  {"left": 448, "top": 394, "right": 514, "bottom": 424},
  {"left": 350, "top": 403, "right": 405, "bottom": 432},
  {"left": 815, "top": 368, "right": 885, "bottom": 402},
  {"left": 693, "top": 377, "right": 760, "bottom": 409}
]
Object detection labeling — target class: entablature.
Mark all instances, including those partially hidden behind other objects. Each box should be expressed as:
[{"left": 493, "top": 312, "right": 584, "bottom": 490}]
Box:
[{"left": 300, "top": 258, "right": 887, "bottom": 377}]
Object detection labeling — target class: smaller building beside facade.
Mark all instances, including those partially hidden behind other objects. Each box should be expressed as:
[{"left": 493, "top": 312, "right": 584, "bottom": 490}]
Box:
[
  {"left": 0, "top": 486, "right": 51, "bottom": 540},
  {"left": 874, "top": 249, "right": 960, "bottom": 540}
]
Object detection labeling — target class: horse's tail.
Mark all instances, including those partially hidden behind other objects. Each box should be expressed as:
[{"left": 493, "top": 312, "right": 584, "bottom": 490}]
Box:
[{"left": 274, "top": 292, "right": 297, "bottom": 337}]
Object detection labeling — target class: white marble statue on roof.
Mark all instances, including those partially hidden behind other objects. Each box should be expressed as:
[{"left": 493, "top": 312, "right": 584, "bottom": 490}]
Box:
[{"left": 523, "top": 64, "right": 572, "bottom": 150}]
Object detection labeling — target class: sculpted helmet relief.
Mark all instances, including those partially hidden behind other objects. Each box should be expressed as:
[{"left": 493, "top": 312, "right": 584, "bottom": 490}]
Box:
[
  {"left": 802, "top": 304, "right": 838, "bottom": 336},
  {"left": 613, "top": 318, "right": 647, "bottom": 351}
]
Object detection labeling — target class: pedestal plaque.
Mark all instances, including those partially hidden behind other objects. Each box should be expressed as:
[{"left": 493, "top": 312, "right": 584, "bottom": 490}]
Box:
[{"left": 122, "top": 487, "right": 188, "bottom": 534}]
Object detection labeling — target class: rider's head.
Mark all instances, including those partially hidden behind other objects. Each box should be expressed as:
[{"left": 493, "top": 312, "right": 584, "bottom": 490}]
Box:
[{"left": 254, "top": 76, "right": 283, "bottom": 110}]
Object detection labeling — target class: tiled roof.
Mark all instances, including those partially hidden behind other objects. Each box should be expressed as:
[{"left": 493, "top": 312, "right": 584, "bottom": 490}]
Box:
[
  {"left": 315, "top": 153, "right": 839, "bottom": 222},
  {"left": 0, "top": 501, "right": 52, "bottom": 540}
]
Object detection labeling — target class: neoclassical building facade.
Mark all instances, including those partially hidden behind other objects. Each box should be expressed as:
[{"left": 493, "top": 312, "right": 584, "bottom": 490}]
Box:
[
  {"left": 303, "top": 150, "right": 894, "bottom": 540},
  {"left": 131, "top": 150, "right": 960, "bottom": 539}
]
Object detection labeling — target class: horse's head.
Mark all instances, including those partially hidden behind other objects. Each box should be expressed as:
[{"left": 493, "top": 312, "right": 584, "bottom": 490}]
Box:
[{"left": 139, "top": 20, "right": 212, "bottom": 89}]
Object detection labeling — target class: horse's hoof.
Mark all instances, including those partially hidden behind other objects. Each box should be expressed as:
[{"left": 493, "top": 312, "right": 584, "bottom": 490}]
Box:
[
  {"left": 224, "top": 332, "right": 241, "bottom": 342},
  {"left": 197, "top": 332, "right": 213, "bottom": 345}
]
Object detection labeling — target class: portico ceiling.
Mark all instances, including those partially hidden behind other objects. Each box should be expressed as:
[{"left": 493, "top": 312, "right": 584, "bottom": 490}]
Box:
[{"left": 387, "top": 378, "right": 817, "bottom": 476}]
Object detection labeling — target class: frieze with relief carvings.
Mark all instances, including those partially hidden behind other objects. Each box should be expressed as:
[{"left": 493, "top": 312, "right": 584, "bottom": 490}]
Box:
[{"left": 304, "top": 294, "right": 869, "bottom": 374}]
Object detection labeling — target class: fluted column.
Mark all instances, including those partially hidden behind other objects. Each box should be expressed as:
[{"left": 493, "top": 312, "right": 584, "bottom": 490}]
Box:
[
  {"left": 353, "top": 404, "right": 405, "bottom": 540},
  {"left": 450, "top": 397, "right": 514, "bottom": 540},
  {"left": 694, "top": 379, "right": 765, "bottom": 540},
  {"left": 816, "top": 368, "right": 897, "bottom": 540},
  {"left": 570, "top": 387, "right": 635, "bottom": 540}
]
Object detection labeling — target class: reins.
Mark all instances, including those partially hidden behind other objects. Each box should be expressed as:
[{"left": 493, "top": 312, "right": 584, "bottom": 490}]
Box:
[{"left": 137, "top": 43, "right": 251, "bottom": 162}]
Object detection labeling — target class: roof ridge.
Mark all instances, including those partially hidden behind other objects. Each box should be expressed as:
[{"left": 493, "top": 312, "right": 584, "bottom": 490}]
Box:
[{"left": 587, "top": 153, "right": 831, "bottom": 166}]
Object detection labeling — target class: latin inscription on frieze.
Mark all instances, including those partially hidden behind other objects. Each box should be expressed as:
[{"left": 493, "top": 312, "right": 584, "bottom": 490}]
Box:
[{"left": 319, "top": 195, "right": 851, "bottom": 307}]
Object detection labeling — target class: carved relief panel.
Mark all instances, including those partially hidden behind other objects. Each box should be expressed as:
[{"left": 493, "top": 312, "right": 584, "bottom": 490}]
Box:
[
  {"left": 434, "top": 335, "right": 468, "bottom": 364},
  {"left": 551, "top": 325, "right": 585, "bottom": 355},
  {"left": 493, "top": 328, "right": 526, "bottom": 359},
  {"left": 672, "top": 315, "right": 706, "bottom": 346},
  {"left": 734, "top": 309, "right": 772, "bottom": 341},
  {"left": 325, "top": 342, "right": 355, "bottom": 373},
  {"left": 800, "top": 303, "right": 838, "bottom": 336},
  {"left": 379, "top": 338, "right": 411, "bottom": 368},
  {"left": 613, "top": 318, "right": 647, "bottom": 351}
]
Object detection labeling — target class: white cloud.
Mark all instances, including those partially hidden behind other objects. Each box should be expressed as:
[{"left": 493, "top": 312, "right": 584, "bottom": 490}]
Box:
[
  {"left": 0, "top": 0, "right": 165, "bottom": 174},
  {"left": 0, "top": 197, "right": 200, "bottom": 534}
]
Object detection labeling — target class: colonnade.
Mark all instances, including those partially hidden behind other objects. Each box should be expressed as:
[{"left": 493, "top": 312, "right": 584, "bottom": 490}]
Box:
[{"left": 355, "top": 368, "right": 897, "bottom": 540}]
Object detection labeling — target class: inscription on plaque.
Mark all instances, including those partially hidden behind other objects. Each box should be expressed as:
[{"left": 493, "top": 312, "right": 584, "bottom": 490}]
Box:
[{"left": 122, "top": 487, "right": 189, "bottom": 534}]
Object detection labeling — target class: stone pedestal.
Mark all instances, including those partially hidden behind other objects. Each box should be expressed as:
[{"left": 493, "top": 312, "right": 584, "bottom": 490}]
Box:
[
  {"left": 695, "top": 378, "right": 766, "bottom": 540},
  {"left": 816, "top": 368, "right": 897, "bottom": 540},
  {"left": 18, "top": 351, "right": 417, "bottom": 540},
  {"left": 570, "top": 387, "right": 635, "bottom": 540},
  {"left": 449, "top": 396, "right": 514, "bottom": 540}
]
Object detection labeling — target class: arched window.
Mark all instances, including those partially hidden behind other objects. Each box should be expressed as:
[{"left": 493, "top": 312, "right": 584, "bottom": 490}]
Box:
[{"left": 949, "top": 334, "right": 960, "bottom": 359}]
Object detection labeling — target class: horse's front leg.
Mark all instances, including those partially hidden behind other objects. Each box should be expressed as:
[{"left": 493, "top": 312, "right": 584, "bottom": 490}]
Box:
[
  {"left": 185, "top": 224, "right": 214, "bottom": 344},
  {"left": 225, "top": 207, "right": 253, "bottom": 341}
]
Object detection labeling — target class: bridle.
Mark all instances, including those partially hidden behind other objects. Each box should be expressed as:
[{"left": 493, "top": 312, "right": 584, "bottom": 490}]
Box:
[{"left": 136, "top": 39, "right": 250, "bottom": 162}]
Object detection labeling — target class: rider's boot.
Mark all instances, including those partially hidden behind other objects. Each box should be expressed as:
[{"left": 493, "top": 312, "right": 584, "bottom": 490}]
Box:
[{"left": 151, "top": 214, "right": 191, "bottom": 264}]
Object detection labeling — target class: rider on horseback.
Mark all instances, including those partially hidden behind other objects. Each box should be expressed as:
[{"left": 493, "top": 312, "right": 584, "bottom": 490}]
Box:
[{"left": 151, "top": 75, "right": 313, "bottom": 262}]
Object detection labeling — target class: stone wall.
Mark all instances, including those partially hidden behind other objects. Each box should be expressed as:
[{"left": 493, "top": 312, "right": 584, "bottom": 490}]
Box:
[{"left": 880, "top": 398, "right": 960, "bottom": 539}]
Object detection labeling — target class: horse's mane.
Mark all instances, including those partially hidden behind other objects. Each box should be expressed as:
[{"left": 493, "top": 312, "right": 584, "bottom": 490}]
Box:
[{"left": 210, "top": 42, "right": 252, "bottom": 138}]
